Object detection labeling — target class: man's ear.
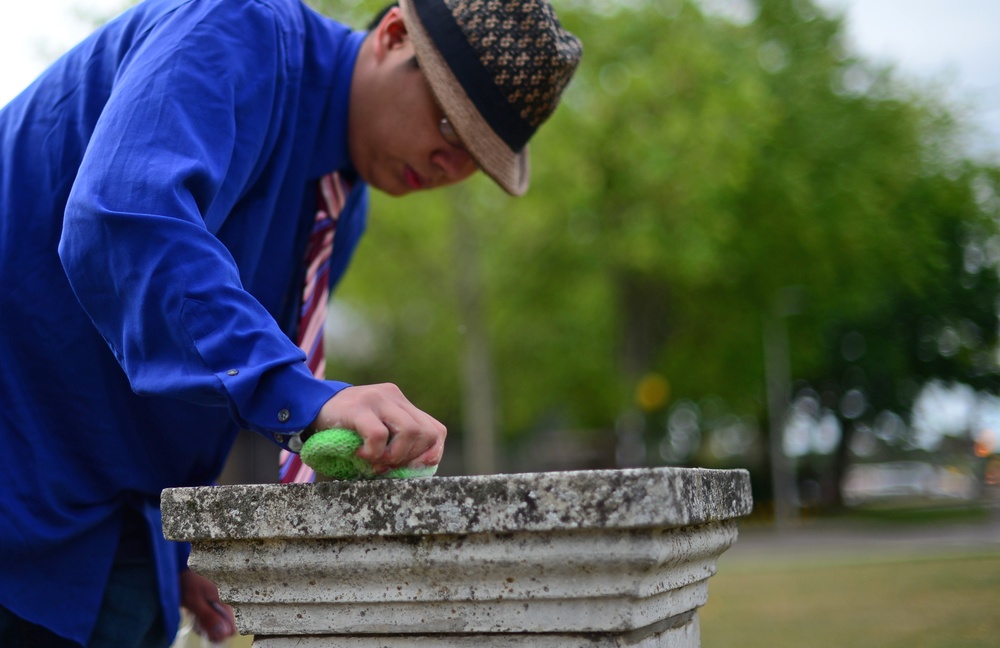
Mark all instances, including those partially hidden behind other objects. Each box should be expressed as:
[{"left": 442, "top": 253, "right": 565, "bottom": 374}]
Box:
[{"left": 372, "top": 7, "right": 409, "bottom": 60}]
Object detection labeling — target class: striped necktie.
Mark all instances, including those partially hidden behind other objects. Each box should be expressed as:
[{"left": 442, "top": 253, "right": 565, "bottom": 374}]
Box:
[{"left": 279, "top": 172, "right": 350, "bottom": 483}]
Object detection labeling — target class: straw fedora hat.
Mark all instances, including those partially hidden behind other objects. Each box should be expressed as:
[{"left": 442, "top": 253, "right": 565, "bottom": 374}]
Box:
[{"left": 399, "top": 0, "right": 582, "bottom": 196}]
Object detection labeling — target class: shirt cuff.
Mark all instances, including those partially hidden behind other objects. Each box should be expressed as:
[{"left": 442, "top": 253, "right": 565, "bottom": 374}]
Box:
[{"left": 221, "top": 360, "right": 351, "bottom": 449}]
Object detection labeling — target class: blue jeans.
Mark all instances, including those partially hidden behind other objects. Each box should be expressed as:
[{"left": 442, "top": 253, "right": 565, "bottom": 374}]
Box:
[{"left": 0, "top": 559, "right": 171, "bottom": 648}]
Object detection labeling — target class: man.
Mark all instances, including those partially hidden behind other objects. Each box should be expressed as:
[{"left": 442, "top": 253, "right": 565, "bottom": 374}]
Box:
[{"left": 0, "top": 0, "right": 581, "bottom": 645}]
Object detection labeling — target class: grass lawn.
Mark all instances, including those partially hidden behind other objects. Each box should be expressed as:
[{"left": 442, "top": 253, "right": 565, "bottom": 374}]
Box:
[
  {"left": 211, "top": 550, "right": 1000, "bottom": 647},
  {"left": 188, "top": 507, "right": 1000, "bottom": 648},
  {"left": 700, "top": 551, "right": 1000, "bottom": 647}
]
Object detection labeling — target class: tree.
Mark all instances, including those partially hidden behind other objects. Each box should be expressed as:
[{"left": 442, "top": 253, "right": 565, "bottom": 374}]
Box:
[{"left": 316, "top": 0, "right": 1000, "bottom": 500}]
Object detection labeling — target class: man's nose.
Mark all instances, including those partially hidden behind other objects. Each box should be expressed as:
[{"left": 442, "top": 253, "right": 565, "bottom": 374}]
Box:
[{"left": 432, "top": 146, "right": 478, "bottom": 185}]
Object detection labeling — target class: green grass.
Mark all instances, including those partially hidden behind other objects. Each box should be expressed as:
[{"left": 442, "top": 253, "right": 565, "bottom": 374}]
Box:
[{"left": 700, "top": 552, "right": 1000, "bottom": 647}]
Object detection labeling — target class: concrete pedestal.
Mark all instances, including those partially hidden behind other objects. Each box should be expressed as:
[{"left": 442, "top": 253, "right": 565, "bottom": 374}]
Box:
[{"left": 161, "top": 467, "right": 752, "bottom": 647}]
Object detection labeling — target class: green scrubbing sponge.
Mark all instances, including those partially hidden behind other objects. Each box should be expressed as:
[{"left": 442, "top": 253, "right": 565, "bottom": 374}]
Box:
[{"left": 299, "top": 428, "right": 438, "bottom": 480}]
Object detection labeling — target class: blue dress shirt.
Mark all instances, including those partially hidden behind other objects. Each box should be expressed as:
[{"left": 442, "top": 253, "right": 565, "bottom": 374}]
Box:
[{"left": 0, "top": 0, "right": 368, "bottom": 643}]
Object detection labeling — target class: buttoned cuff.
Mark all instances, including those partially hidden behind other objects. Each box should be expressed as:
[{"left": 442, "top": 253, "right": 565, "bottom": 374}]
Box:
[{"left": 219, "top": 360, "right": 351, "bottom": 449}]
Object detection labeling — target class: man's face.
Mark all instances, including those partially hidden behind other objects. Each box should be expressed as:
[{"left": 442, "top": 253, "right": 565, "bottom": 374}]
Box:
[{"left": 348, "top": 10, "right": 477, "bottom": 197}]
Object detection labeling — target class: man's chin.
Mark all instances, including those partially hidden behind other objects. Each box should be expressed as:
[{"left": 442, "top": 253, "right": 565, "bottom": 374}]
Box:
[
  {"left": 379, "top": 183, "right": 415, "bottom": 198},
  {"left": 364, "top": 171, "right": 416, "bottom": 197}
]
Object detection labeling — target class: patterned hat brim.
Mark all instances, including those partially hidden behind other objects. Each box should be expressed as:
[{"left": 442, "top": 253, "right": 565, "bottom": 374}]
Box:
[{"left": 400, "top": 0, "right": 530, "bottom": 196}]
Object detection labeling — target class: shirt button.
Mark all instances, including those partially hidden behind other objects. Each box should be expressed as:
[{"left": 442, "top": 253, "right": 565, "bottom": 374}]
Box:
[
  {"left": 274, "top": 433, "right": 285, "bottom": 443},
  {"left": 226, "top": 369, "right": 239, "bottom": 376},
  {"left": 277, "top": 408, "right": 291, "bottom": 423}
]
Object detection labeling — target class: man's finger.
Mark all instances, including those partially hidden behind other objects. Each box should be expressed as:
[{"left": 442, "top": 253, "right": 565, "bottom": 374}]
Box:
[
  {"left": 310, "top": 383, "right": 447, "bottom": 468},
  {"left": 351, "top": 410, "right": 391, "bottom": 462}
]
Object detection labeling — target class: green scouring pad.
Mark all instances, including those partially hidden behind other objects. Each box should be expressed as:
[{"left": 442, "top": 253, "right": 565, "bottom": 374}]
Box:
[{"left": 299, "top": 428, "right": 438, "bottom": 480}]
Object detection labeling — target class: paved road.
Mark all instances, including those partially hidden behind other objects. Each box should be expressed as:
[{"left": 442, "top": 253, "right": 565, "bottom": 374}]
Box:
[{"left": 722, "top": 512, "right": 1000, "bottom": 568}]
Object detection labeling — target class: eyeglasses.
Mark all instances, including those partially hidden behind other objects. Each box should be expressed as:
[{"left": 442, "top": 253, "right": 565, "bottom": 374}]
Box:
[{"left": 439, "top": 116, "right": 468, "bottom": 153}]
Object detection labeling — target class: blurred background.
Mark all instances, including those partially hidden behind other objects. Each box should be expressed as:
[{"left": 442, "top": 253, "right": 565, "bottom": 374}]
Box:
[
  {"left": 5, "top": 0, "right": 999, "bottom": 526},
  {"left": 4, "top": 1, "right": 999, "bottom": 645},
  {"left": 280, "top": 0, "right": 1000, "bottom": 531}
]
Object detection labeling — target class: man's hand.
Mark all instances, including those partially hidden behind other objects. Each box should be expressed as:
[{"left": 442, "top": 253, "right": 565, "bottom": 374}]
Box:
[
  {"left": 310, "top": 383, "right": 446, "bottom": 473},
  {"left": 180, "top": 569, "right": 236, "bottom": 643}
]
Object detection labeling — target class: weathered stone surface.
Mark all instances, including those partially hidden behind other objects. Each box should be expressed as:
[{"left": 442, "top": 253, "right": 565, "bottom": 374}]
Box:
[
  {"left": 251, "top": 613, "right": 700, "bottom": 647},
  {"left": 189, "top": 524, "right": 733, "bottom": 635},
  {"left": 161, "top": 466, "right": 752, "bottom": 541},
  {"left": 161, "top": 467, "right": 751, "bottom": 647}
]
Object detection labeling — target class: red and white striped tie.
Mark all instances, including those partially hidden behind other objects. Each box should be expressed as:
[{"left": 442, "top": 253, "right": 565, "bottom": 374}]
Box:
[{"left": 279, "top": 172, "right": 350, "bottom": 483}]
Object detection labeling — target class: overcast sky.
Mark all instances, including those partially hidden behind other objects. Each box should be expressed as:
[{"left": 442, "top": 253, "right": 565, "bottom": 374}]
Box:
[
  {"left": 820, "top": 0, "right": 1000, "bottom": 159},
  {"left": 0, "top": 0, "right": 126, "bottom": 105},
  {"left": 1, "top": 0, "right": 998, "bottom": 158}
]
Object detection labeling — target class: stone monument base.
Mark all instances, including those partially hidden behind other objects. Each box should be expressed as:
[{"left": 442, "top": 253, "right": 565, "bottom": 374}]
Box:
[{"left": 161, "top": 467, "right": 752, "bottom": 647}]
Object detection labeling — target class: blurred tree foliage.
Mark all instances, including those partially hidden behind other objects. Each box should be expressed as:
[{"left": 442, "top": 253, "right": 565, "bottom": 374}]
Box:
[{"left": 311, "top": 0, "right": 1000, "bottom": 482}]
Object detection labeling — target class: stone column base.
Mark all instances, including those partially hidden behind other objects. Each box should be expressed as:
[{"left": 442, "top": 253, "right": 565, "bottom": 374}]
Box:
[
  {"left": 162, "top": 467, "right": 751, "bottom": 647},
  {"left": 253, "top": 613, "right": 698, "bottom": 647}
]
